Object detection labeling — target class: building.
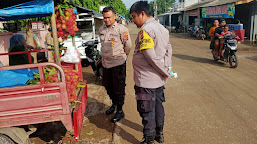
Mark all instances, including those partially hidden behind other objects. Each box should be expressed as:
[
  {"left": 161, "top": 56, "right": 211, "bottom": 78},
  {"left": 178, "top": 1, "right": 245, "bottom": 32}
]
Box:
[
  {"left": 171, "top": 0, "right": 185, "bottom": 12},
  {"left": 234, "top": 0, "right": 257, "bottom": 42},
  {"left": 158, "top": 11, "right": 183, "bottom": 32},
  {"left": 181, "top": 0, "right": 213, "bottom": 29},
  {"left": 0, "top": 22, "right": 3, "bottom": 29},
  {"left": 177, "top": 0, "right": 256, "bottom": 42},
  {"left": 158, "top": 0, "right": 184, "bottom": 32}
]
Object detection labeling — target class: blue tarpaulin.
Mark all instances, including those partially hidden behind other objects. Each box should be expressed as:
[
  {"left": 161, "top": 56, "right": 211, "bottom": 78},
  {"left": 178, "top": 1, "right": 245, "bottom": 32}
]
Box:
[
  {"left": 119, "top": 14, "right": 125, "bottom": 19},
  {"left": 0, "top": 0, "right": 54, "bottom": 21},
  {"left": 0, "top": 69, "right": 39, "bottom": 88}
]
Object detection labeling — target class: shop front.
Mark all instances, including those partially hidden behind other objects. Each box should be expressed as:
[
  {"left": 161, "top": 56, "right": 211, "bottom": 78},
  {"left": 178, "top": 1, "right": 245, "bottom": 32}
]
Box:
[
  {"left": 202, "top": 3, "right": 236, "bottom": 27},
  {"left": 182, "top": 9, "right": 199, "bottom": 30},
  {"left": 158, "top": 11, "right": 182, "bottom": 32},
  {"left": 202, "top": 4, "right": 235, "bottom": 19},
  {"left": 188, "top": 9, "right": 199, "bottom": 25},
  {"left": 201, "top": 3, "right": 246, "bottom": 40},
  {"left": 234, "top": 0, "right": 257, "bottom": 42}
]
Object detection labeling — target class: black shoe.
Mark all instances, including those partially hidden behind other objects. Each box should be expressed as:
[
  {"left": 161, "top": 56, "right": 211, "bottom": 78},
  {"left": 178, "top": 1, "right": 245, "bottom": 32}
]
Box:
[
  {"left": 111, "top": 110, "right": 125, "bottom": 123},
  {"left": 141, "top": 135, "right": 155, "bottom": 144},
  {"left": 220, "top": 56, "right": 224, "bottom": 61},
  {"left": 155, "top": 126, "right": 164, "bottom": 143},
  {"left": 106, "top": 105, "right": 116, "bottom": 115}
]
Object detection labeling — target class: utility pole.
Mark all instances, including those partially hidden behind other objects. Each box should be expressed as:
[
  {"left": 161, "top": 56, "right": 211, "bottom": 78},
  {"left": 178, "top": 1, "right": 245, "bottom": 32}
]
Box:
[
  {"left": 154, "top": 0, "right": 157, "bottom": 19},
  {"left": 165, "top": 0, "right": 166, "bottom": 13},
  {"left": 198, "top": 0, "right": 200, "bottom": 19}
]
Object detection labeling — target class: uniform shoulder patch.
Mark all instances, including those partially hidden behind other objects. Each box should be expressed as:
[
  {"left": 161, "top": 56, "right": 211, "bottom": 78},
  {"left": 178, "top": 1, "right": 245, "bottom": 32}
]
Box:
[
  {"left": 123, "top": 31, "right": 129, "bottom": 41},
  {"left": 123, "top": 31, "right": 128, "bottom": 35},
  {"left": 139, "top": 28, "right": 154, "bottom": 51}
]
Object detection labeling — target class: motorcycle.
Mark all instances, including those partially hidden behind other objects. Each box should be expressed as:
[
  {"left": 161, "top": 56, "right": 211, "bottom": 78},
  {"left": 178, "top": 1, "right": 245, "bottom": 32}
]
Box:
[
  {"left": 196, "top": 26, "right": 206, "bottom": 40},
  {"left": 212, "top": 34, "right": 239, "bottom": 68},
  {"left": 188, "top": 25, "right": 206, "bottom": 40},
  {"left": 188, "top": 25, "right": 194, "bottom": 36},
  {"left": 79, "top": 40, "right": 103, "bottom": 80},
  {"left": 175, "top": 25, "right": 185, "bottom": 33}
]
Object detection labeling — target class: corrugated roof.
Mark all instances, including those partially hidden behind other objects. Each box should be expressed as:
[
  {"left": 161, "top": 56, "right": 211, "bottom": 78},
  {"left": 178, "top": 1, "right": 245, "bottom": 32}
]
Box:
[
  {"left": 200, "top": 0, "right": 242, "bottom": 7},
  {"left": 181, "top": 0, "right": 242, "bottom": 11},
  {"left": 181, "top": 0, "right": 213, "bottom": 11},
  {"left": 158, "top": 11, "right": 182, "bottom": 16}
]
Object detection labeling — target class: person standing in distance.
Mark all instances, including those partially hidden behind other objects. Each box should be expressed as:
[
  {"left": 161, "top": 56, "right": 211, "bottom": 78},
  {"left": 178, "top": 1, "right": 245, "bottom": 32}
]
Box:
[
  {"left": 99, "top": 6, "right": 132, "bottom": 123},
  {"left": 130, "top": 1, "right": 172, "bottom": 144}
]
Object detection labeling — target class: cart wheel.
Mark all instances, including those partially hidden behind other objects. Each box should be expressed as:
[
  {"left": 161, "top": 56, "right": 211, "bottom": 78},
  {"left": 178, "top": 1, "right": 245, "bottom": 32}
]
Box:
[
  {"left": 0, "top": 134, "right": 15, "bottom": 144},
  {"left": 0, "top": 127, "right": 32, "bottom": 144}
]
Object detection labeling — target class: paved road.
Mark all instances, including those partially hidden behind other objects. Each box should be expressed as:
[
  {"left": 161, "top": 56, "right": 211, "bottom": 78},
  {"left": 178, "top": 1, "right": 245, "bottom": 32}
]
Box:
[{"left": 75, "top": 24, "right": 257, "bottom": 144}]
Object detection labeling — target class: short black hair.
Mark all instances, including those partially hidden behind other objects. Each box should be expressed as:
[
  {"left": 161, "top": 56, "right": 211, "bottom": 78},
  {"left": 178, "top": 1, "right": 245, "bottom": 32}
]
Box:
[
  {"left": 130, "top": 1, "right": 152, "bottom": 16},
  {"left": 102, "top": 6, "right": 116, "bottom": 14},
  {"left": 213, "top": 19, "right": 219, "bottom": 23},
  {"left": 220, "top": 19, "right": 226, "bottom": 23},
  {"left": 224, "top": 25, "right": 229, "bottom": 28}
]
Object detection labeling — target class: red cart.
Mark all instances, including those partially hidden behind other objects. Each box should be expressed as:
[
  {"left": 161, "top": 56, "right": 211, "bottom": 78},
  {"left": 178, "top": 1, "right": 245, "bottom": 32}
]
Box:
[
  {"left": 0, "top": 52, "right": 87, "bottom": 143},
  {"left": 0, "top": 0, "right": 87, "bottom": 143}
]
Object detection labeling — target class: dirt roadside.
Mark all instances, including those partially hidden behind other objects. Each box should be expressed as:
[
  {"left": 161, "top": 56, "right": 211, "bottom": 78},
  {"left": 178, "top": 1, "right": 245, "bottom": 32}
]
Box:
[{"left": 30, "top": 24, "right": 257, "bottom": 144}]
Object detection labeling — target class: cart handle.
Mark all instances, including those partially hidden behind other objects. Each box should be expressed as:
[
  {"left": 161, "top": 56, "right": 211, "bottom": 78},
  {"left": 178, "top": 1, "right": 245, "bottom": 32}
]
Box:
[
  {"left": 0, "top": 49, "right": 53, "bottom": 64},
  {"left": 0, "top": 63, "right": 66, "bottom": 84}
]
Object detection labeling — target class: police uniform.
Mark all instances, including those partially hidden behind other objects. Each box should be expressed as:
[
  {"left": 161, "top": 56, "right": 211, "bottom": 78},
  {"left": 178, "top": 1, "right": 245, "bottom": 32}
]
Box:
[
  {"left": 133, "top": 18, "right": 172, "bottom": 137},
  {"left": 99, "top": 21, "right": 132, "bottom": 110}
]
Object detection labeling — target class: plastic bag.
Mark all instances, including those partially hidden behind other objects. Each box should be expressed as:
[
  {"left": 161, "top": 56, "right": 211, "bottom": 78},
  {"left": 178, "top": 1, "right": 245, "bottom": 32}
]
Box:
[
  {"left": 81, "top": 32, "right": 93, "bottom": 40},
  {"left": 0, "top": 61, "right": 3, "bottom": 67},
  {"left": 0, "top": 69, "right": 39, "bottom": 88},
  {"left": 61, "top": 46, "right": 79, "bottom": 63}
]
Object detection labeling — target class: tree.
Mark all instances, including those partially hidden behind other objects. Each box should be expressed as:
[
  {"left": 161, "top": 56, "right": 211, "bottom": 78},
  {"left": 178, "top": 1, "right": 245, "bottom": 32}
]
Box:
[
  {"left": 124, "top": 9, "right": 132, "bottom": 20},
  {"left": 149, "top": 1, "right": 155, "bottom": 16},
  {"left": 69, "top": 0, "right": 128, "bottom": 19},
  {"left": 105, "top": 0, "right": 127, "bottom": 16},
  {"left": 82, "top": 0, "right": 100, "bottom": 12},
  {"left": 157, "top": 0, "right": 175, "bottom": 14},
  {"left": 71, "top": 0, "right": 82, "bottom": 6},
  {"left": 148, "top": 0, "right": 175, "bottom": 15}
]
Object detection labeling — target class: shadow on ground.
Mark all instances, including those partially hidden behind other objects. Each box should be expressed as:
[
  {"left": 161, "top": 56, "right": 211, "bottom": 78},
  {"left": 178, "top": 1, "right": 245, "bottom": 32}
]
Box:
[
  {"left": 82, "top": 68, "right": 102, "bottom": 86},
  {"left": 29, "top": 122, "right": 67, "bottom": 143},
  {"left": 246, "top": 56, "right": 257, "bottom": 62},
  {"left": 84, "top": 97, "right": 142, "bottom": 143},
  {"left": 170, "top": 33, "right": 211, "bottom": 41},
  {"left": 173, "top": 54, "right": 226, "bottom": 66}
]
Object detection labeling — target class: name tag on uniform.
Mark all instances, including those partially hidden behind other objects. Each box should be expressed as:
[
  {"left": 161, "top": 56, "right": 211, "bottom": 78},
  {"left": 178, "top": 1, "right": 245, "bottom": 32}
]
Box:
[
  {"left": 110, "top": 37, "right": 116, "bottom": 41},
  {"left": 110, "top": 34, "right": 119, "bottom": 37}
]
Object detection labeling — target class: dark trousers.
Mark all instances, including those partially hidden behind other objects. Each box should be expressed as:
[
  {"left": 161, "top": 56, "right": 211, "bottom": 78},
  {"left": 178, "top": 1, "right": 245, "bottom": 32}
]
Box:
[
  {"left": 103, "top": 63, "right": 126, "bottom": 107},
  {"left": 134, "top": 85, "right": 165, "bottom": 135},
  {"left": 210, "top": 37, "right": 215, "bottom": 49}
]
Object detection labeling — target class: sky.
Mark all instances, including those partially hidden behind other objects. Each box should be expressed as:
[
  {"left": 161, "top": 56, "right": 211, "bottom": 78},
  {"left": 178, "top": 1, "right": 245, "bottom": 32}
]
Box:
[{"left": 122, "top": 0, "right": 153, "bottom": 9}]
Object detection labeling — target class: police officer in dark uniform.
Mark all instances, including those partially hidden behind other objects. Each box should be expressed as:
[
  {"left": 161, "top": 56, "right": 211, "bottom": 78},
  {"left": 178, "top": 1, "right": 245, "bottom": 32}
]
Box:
[{"left": 130, "top": 1, "right": 172, "bottom": 144}]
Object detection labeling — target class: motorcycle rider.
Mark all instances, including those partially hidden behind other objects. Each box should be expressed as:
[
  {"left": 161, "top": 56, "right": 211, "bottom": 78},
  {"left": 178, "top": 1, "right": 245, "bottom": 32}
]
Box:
[
  {"left": 209, "top": 20, "right": 219, "bottom": 51},
  {"left": 214, "top": 19, "right": 226, "bottom": 60},
  {"left": 99, "top": 6, "right": 132, "bottom": 123}
]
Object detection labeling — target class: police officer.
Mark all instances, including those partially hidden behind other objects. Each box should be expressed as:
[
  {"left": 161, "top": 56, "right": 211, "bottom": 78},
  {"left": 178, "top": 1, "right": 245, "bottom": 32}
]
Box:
[
  {"left": 99, "top": 6, "right": 132, "bottom": 123},
  {"left": 130, "top": 1, "right": 172, "bottom": 144}
]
